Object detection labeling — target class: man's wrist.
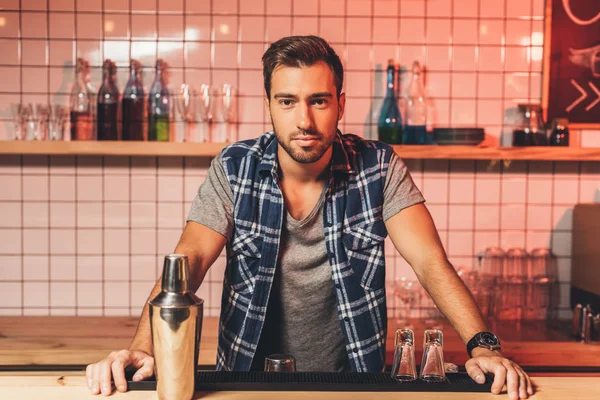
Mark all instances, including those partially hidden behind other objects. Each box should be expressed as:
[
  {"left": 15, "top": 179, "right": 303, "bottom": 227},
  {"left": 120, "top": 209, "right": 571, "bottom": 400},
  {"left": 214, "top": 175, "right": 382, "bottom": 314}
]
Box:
[{"left": 470, "top": 347, "right": 503, "bottom": 358}]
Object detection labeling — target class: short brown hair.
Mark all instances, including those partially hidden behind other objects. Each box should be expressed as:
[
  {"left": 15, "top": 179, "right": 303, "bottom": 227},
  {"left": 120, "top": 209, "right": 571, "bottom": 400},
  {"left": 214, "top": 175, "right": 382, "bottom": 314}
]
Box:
[{"left": 262, "top": 35, "right": 344, "bottom": 100}]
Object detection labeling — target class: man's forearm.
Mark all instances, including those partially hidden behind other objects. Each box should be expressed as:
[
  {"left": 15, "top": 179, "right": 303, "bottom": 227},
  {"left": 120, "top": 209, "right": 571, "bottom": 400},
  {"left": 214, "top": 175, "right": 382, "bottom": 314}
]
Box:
[
  {"left": 128, "top": 249, "right": 206, "bottom": 355},
  {"left": 417, "top": 259, "right": 488, "bottom": 345}
]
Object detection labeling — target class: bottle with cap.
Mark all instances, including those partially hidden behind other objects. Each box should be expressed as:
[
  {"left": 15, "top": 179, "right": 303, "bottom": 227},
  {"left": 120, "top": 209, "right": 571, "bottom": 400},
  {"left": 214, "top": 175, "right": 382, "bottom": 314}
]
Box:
[{"left": 149, "top": 254, "right": 204, "bottom": 400}]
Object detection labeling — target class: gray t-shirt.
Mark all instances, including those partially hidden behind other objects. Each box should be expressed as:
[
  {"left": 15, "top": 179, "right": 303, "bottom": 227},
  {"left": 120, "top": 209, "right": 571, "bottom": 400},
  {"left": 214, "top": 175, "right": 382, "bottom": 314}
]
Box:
[{"left": 187, "top": 151, "right": 425, "bottom": 371}]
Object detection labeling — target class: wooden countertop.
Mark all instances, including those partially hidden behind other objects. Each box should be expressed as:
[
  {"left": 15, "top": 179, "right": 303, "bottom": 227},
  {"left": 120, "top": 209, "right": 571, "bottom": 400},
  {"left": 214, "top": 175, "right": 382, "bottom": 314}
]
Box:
[
  {"left": 1, "top": 317, "right": 599, "bottom": 369},
  {"left": 0, "top": 372, "right": 599, "bottom": 399}
]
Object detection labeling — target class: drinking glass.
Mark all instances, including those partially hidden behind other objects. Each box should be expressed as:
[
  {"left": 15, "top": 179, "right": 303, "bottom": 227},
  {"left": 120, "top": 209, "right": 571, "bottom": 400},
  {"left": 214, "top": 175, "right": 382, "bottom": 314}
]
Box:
[
  {"left": 264, "top": 354, "right": 296, "bottom": 372},
  {"left": 214, "top": 84, "right": 236, "bottom": 142},
  {"left": 48, "top": 104, "right": 67, "bottom": 141},
  {"left": 197, "top": 84, "right": 213, "bottom": 143},
  {"left": 9, "top": 103, "right": 27, "bottom": 140},
  {"left": 419, "top": 329, "right": 446, "bottom": 383},
  {"left": 390, "top": 329, "right": 417, "bottom": 382}
]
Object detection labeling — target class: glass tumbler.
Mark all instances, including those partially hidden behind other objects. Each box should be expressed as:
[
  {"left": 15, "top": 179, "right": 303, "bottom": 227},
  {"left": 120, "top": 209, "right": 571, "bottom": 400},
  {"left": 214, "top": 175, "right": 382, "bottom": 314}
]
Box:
[
  {"left": 264, "top": 354, "right": 296, "bottom": 372},
  {"left": 419, "top": 329, "right": 446, "bottom": 383},
  {"left": 391, "top": 329, "right": 417, "bottom": 382}
]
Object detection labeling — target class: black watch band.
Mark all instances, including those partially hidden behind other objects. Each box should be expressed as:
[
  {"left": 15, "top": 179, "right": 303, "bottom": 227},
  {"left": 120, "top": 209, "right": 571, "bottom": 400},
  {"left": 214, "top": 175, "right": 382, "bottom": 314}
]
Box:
[{"left": 467, "top": 331, "right": 501, "bottom": 358}]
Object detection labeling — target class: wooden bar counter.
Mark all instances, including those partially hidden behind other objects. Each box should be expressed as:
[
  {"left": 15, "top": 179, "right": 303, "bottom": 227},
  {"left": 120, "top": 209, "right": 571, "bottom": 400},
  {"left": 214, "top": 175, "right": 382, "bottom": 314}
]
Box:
[{"left": 1, "top": 317, "right": 599, "bottom": 399}]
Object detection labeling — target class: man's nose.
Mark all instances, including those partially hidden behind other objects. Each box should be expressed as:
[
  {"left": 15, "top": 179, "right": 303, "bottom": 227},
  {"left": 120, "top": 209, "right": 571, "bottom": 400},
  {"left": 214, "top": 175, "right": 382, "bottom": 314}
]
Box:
[{"left": 295, "top": 102, "right": 314, "bottom": 131}]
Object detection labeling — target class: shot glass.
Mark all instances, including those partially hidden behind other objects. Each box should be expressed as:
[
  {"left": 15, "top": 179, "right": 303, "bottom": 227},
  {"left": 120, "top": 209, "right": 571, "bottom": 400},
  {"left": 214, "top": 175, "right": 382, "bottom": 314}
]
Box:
[
  {"left": 264, "top": 354, "right": 296, "bottom": 372},
  {"left": 419, "top": 329, "right": 446, "bottom": 383},
  {"left": 390, "top": 329, "right": 417, "bottom": 382}
]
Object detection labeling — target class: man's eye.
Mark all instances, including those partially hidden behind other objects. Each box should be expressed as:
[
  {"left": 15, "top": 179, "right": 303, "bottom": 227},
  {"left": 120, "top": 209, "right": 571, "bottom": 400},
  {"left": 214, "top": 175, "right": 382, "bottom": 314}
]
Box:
[
  {"left": 313, "top": 99, "right": 327, "bottom": 106},
  {"left": 280, "top": 100, "right": 293, "bottom": 106}
]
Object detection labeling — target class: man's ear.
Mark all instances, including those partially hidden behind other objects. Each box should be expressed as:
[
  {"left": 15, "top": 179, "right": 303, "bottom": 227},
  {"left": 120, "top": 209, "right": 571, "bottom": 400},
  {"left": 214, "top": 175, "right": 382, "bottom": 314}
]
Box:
[
  {"left": 337, "top": 92, "right": 346, "bottom": 121},
  {"left": 264, "top": 96, "right": 272, "bottom": 121}
]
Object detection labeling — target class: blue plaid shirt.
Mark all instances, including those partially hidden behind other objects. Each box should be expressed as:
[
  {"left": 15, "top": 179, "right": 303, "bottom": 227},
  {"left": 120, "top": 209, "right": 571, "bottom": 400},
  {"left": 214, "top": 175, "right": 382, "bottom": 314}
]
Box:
[{"left": 216, "top": 131, "right": 393, "bottom": 372}]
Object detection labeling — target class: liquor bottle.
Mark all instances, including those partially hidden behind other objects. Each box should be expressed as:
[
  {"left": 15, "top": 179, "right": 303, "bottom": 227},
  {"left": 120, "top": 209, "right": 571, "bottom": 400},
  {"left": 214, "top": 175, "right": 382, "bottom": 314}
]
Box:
[
  {"left": 122, "top": 59, "right": 145, "bottom": 141},
  {"left": 405, "top": 61, "right": 428, "bottom": 145},
  {"left": 148, "top": 59, "right": 171, "bottom": 142},
  {"left": 377, "top": 59, "right": 403, "bottom": 144},
  {"left": 97, "top": 59, "right": 119, "bottom": 140},
  {"left": 69, "top": 58, "right": 95, "bottom": 140}
]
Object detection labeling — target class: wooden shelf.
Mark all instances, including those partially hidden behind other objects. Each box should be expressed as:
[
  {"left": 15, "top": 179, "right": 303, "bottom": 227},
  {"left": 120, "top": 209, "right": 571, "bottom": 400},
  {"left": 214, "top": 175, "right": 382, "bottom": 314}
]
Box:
[{"left": 1, "top": 140, "right": 599, "bottom": 161}]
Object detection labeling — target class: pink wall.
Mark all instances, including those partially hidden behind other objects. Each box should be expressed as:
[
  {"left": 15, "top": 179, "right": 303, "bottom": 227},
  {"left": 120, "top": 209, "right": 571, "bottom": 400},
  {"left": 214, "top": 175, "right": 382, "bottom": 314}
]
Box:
[{"left": 0, "top": 0, "right": 598, "bottom": 318}]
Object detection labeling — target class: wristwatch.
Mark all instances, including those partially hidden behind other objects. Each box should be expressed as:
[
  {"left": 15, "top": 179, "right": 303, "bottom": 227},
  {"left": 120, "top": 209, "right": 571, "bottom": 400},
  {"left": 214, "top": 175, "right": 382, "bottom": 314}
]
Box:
[{"left": 466, "top": 331, "right": 501, "bottom": 357}]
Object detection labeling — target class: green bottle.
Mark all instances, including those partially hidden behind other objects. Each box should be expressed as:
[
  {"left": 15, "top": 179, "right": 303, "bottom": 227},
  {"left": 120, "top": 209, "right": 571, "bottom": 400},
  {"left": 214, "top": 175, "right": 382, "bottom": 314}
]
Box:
[
  {"left": 377, "top": 59, "right": 403, "bottom": 144},
  {"left": 148, "top": 59, "right": 170, "bottom": 142}
]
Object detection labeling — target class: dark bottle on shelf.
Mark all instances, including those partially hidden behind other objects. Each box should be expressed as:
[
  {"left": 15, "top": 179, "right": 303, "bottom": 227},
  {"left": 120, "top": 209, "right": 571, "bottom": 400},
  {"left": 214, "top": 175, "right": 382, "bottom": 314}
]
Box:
[
  {"left": 377, "top": 59, "right": 403, "bottom": 144},
  {"left": 122, "top": 60, "right": 145, "bottom": 141},
  {"left": 148, "top": 59, "right": 171, "bottom": 142},
  {"left": 97, "top": 59, "right": 119, "bottom": 140},
  {"left": 70, "top": 58, "right": 95, "bottom": 140},
  {"left": 550, "top": 118, "right": 569, "bottom": 146}
]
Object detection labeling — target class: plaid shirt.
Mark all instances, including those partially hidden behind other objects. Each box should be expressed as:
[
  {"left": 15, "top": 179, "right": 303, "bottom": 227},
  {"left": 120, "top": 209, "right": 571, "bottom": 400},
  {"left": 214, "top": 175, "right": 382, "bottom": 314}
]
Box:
[{"left": 216, "top": 131, "right": 393, "bottom": 372}]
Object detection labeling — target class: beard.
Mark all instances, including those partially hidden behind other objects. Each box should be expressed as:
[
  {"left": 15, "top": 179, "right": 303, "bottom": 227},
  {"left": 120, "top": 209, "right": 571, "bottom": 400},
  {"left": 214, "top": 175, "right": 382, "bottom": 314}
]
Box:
[{"left": 273, "top": 124, "right": 337, "bottom": 164}]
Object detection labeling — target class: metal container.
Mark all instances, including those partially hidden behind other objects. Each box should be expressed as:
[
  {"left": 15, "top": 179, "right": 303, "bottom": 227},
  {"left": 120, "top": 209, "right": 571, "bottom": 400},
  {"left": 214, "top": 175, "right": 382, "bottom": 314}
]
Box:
[{"left": 149, "top": 254, "right": 203, "bottom": 400}]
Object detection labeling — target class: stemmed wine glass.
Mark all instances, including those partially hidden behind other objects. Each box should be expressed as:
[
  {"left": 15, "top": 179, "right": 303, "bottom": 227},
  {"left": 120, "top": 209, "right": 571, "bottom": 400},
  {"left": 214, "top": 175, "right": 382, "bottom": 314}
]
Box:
[{"left": 197, "top": 84, "right": 213, "bottom": 143}]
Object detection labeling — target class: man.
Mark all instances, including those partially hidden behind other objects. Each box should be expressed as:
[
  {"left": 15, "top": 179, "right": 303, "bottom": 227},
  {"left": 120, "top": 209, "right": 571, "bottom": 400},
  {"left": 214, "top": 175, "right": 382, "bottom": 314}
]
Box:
[{"left": 87, "top": 36, "right": 534, "bottom": 399}]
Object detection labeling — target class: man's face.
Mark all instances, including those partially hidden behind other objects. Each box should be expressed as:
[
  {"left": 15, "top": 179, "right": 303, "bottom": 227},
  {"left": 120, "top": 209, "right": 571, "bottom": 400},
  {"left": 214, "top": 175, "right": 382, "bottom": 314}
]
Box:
[{"left": 265, "top": 61, "right": 345, "bottom": 164}]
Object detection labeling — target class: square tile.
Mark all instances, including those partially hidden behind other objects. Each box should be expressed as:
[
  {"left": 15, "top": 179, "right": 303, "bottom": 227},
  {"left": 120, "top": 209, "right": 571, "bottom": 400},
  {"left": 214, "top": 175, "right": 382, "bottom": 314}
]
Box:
[
  {"left": 240, "top": 43, "right": 267, "bottom": 70},
  {"left": 480, "top": 0, "right": 505, "bottom": 18},
  {"left": 76, "top": 13, "right": 102, "bottom": 40},
  {"left": 475, "top": 178, "right": 500, "bottom": 204},
  {"left": 526, "top": 205, "right": 552, "bottom": 230},
  {"left": 0, "top": 12, "right": 20, "bottom": 38},
  {"left": 131, "top": 203, "right": 157, "bottom": 228},
  {"left": 343, "top": 98, "right": 371, "bottom": 124},
  {"left": 131, "top": 282, "right": 153, "bottom": 309},
  {"left": 449, "top": 204, "right": 474, "bottom": 229},
  {"left": 77, "top": 175, "right": 103, "bottom": 201},
  {"left": 50, "top": 228, "right": 76, "bottom": 254},
  {"left": 506, "top": 20, "right": 532, "bottom": 46},
  {"left": 22, "top": 12, "right": 47, "bottom": 38},
  {"left": 345, "top": 71, "right": 371, "bottom": 98},
  {"left": 50, "top": 255, "right": 76, "bottom": 280},
  {"left": 104, "top": 40, "right": 130, "bottom": 67},
  {"left": 553, "top": 179, "right": 579, "bottom": 204},
  {"left": 159, "top": 14, "right": 184, "bottom": 40},
  {"left": 426, "top": 0, "right": 452, "bottom": 17},
  {"left": 552, "top": 205, "right": 573, "bottom": 230},
  {"left": 452, "top": 46, "right": 477, "bottom": 71},
  {"left": 104, "top": 0, "right": 127, "bottom": 12},
  {"left": 319, "top": 0, "right": 345, "bottom": 15},
  {"left": 76, "top": 0, "right": 100, "bottom": 11},
  {"left": 426, "top": 46, "right": 451, "bottom": 71},
  {"left": 475, "top": 204, "right": 500, "bottom": 230},
  {"left": 526, "top": 230, "right": 552, "bottom": 252},
  {"left": 22, "top": 175, "right": 49, "bottom": 201},
  {"left": 451, "top": 99, "right": 476, "bottom": 125},
  {"left": 50, "top": 282, "right": 76, "bottom": 307},
  {"left": 24, "top": 282, "right": 49, "bottom": 308},
  {"left": 75, "top": 40, "right": 102, "bottom": 67},
  {"left": 24, "top": 255, "right": 49, "bottom": 280},
  {"left": 104, "top": 229, "right": 130, "bottom": 254},
  {"left": 104, "top": 255, "right": 129, "bottom": 281},
  {"left": 347, "top": 0, "right": 372, "bottom": 16},
  {"left": 213, "top": 42, "right": 238, "bottom": 69},
  {"left": 451, "top": 73, "right": 477, "bottom": 99},
  {"left": 158, "top": 0, "right": 183, "bottom": 12},
  {"left": 22, "top": 40, "right": 47, "bottom": 66},
  {"left": 77, "top": 202, "right": 102, "bottom": 227},
  {"left": 453, "top": 0, "right": 478, "bottom": 17},
  {"left": 0, "top": 66, "right": 20, "bottom": 93},
  {"left": 293, "top": 0, "right": 318, "bottom": 15},
  {"left": 77, "top": 282, "right": 102, "bottom": 307},
  {"left": 422, "top": 176, "right": 449, "bottom": 203},
  {"left": 131, "top": 14, "right": 157, "bottom": 40},
  {"left": 22, "top": 0, "right": 47, "bottom": 10},
  {"left": 500, "top": 230, "right": 525, "bottom": 249},
  {"left": 266, "top": 0, "right": 291, "bottom": 15},
  {"left": 506, "top": 0, "right": 532, "bottom": 18},
  {"left": 0, "top": 256, "right": 22, "bottom": 280},
  {"left": 239, "top": 97, "right": 265, "bottom": 123},
  {"left": 527, "top": 179, "right": 552, "bottom": 204},
  {"left": 0, "top": 228, "right": 21, "bottom": 254},
  {"left": 77, "top": 229, "right": 102, "bottom": 255},
  {"left": 131, "top": 255, "right": 156, "bottom": 281},
  {"left": 426, "top": 18, "right": 451, "bottom": 45},
  {"left": 157, "top": 229, "right": 181, "bottom": 255},
  {"left": 239, "top": 16, "right": 265, "bottom": 42},
  {"left": 501, "top": 178, "right": 526, "bottom": 203},
  {"left": 77, "top": 255, "right": 102, "bottom": 280},
  {"left": 292, "top": 16, "right": 318, "bottom": 36},
  {"left": 104, "top": 202, "right": 130, "bottom": 228},
  {"left": 478, "top": 46, "right": 503, "bottom": 72},
  {"left": 0, "top": 282, "right": 21, "bottom": 308},
  {"left": 580, "top": 180, "right": 600, "bottom": 202},
  {"left": 447, "top": 231, "right": 473, "bottom": 256},
  {"left": 479, "top": 19, "right": 504, "bottom": 46},
  {"left": 240, "top": 0, "right": 265, "bottom": 15},
  {"left": 50, "top": 175, "right": 76, "bottom": 201},
  {"left": 449, "top": 178, "right": 475, "bottom": 203},
  {"left": 371, "top": 17, "right": 397, "bottom": 44},
  {"left": 346, "top": 17, "right": 371, "bottom": 44},
  {"left": 158, "top": 203, "right": 184, "bottom": 228},
  {"left": 452, "top": 19, "right": 478, "bottom": 45},
  {"left": 477, "top": 72, "right": 503, "bottom": 98},
  {"left": 505, "top": 47, "right": 529, "bottom": 72},
  {"left": 104, "top": 282, "right": 130, "bottom": 307},
  {"left": 501, "top": 204, "right": 526, "bottom": 229},
  {"left": 104, "top": 13, "right": 129, "bottom": 40},
  {"left": 399, "top": 18, "right": 424, "bottom": 44},
  {"left": 1, "top": 202, "right": 21, "bottom": 228},
  {"left": 131, "top": 228, "right": 157, "bottom": 255},
  {"left": 319, "top": 17, "right": 345, "bottom": 44},
  {"left": 23, "top": 202, "right": 48, "bottom": 228},
  {"left": 104, "top": 175, "right": 130, "bottom": 201}
]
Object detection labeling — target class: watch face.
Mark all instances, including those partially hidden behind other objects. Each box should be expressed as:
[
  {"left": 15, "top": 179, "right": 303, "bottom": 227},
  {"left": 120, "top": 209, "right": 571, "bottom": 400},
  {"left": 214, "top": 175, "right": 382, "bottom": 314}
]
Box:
[{"left": 480, "top": 332, "right": 499, "bottom": 346}]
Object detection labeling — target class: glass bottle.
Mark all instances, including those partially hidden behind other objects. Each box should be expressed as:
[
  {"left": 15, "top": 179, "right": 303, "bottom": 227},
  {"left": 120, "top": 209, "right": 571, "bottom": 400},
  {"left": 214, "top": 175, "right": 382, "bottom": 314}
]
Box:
[
  {"left": 69, "top": 58, "right": 95, "bottom": 140},
  {"left": 377, "top": 59, "right": 403, "bottom": 144},
  {"left": 97, "top": 59, "right": 119, "bottom": 140},
  {"left": 405, "top": 61, "right": 428, "bottom": 145},
  {"left": 148, "top": 59, "right": 171, "bottom": 142},
  {"left": 549, "top": 118, "right": 569, "bottom": 146},
  {"left": 122, "top": 59, "right": 145, "bottom": 141}
]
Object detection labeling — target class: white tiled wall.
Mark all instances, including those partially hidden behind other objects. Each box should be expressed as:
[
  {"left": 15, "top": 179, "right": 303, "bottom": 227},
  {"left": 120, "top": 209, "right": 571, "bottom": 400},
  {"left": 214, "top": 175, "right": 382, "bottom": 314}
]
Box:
[{"left": 0, "top": 0, "right": 599, "bottom": 318}]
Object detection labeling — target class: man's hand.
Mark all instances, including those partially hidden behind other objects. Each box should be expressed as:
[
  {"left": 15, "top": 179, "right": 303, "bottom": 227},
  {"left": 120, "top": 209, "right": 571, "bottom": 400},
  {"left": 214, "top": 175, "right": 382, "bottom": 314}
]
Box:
[
  {"left": 85, "top": 349, "right": 154, "bottom": 396},
  {"left": 465, "top": 349, "right": 535, "bottom": 400}
]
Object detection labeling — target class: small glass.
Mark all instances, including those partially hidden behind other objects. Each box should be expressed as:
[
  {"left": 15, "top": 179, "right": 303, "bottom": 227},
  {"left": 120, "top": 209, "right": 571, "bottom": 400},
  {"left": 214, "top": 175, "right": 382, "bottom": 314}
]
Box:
[
  {"left": 48, "top": 104, "right": 67, "bottom": 141},
  {"left": 390, "top": 329, "right": 417, "bottom": 382},
  {"left": 196, "top": 84, "right": 213, "bottom": 143},
  {"left": 419, "top": 329, "right": 446, "bottom": 383},
  {"left": 9, "top": 103, "right": 27, "bottom": 140},
  {"left": 264, "top": 354, "right": 296, "bottom": 372}
]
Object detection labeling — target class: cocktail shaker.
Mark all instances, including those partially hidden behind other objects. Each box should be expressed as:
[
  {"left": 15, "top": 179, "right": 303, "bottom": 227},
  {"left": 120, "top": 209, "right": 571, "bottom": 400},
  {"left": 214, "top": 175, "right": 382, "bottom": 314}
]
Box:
[{"left": 149, "top": 254, "right": 203, "bottom": 400}]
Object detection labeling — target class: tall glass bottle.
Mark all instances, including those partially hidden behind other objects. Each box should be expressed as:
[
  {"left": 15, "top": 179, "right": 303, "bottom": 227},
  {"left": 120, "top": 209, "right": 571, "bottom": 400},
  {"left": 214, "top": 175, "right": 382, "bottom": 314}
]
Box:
[
  {"left": 97, "top": 59, "right": 119, "bottom": 140},
  {"left": 70, "top": 58, "right": 95, "bottom": 140},
  {"left": 378, "top": 59, "right": 403, "bottom": 144},
  {"left": 405, "top": 61, "right": 428, "bottom": 145},
  {"left": 122, "top": 60, "right": 145, "bottom": 141},
  {"left": 148, "top": 59, "right": 171, "bottom": 142}
]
